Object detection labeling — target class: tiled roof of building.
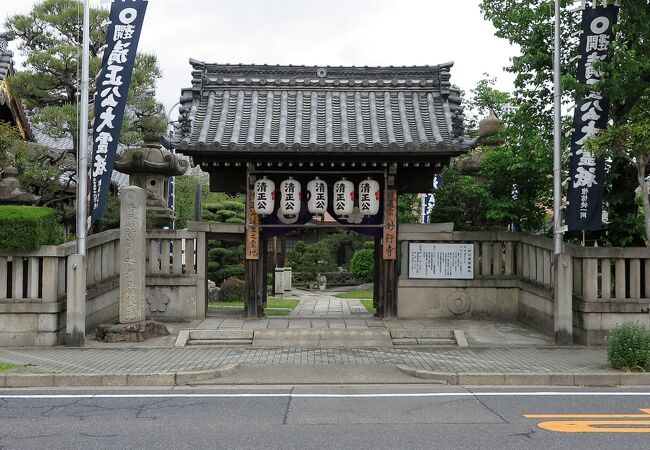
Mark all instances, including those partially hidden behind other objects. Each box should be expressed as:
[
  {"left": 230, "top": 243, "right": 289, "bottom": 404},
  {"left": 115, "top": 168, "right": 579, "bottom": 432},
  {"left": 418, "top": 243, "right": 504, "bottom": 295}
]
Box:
[
  {"left": 0, "top": 33, "right": 12, "bottom": 83},
  {"left": 173, "top": 61, "right": 472, "bottom": 154}
]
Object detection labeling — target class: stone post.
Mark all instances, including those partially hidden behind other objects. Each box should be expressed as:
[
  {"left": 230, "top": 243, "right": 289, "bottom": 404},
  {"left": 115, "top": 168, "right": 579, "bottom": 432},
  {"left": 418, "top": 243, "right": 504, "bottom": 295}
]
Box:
[
  {"left": 274, "top": 267, "right": 284, "bottom": 296},
  {"left": 554, "top": 253, "right": 573, "bottom": 345},
  {"left": 119, "top": 186, "right": 147, "bottom": 323},
  {"left": 66, "top": 254, "right": 86, "bottom": 347}
]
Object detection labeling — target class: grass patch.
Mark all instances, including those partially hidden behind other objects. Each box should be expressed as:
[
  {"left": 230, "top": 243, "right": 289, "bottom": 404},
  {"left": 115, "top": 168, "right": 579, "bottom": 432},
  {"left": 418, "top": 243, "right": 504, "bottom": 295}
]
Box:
[
  {"left": 360, "top": 299, "right": 376, "bottom": 314},
  {"left": 0, "top": 363, "right": 17, "bottom": 373},
  {"left": 334, "top": 289, "right": 373, "bottom": 299},
  {"left": 208, "top": 298, "right": 300, "bottom": 316}
]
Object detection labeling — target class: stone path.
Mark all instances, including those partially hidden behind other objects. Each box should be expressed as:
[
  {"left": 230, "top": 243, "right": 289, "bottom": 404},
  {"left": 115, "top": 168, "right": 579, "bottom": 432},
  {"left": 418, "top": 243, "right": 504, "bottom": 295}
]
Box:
[
  {"left": 289, "top": 291, "right": 369, "bottom": 317},
  {"left": 0, "top": 346, "right": 610, "bottom": 375}
]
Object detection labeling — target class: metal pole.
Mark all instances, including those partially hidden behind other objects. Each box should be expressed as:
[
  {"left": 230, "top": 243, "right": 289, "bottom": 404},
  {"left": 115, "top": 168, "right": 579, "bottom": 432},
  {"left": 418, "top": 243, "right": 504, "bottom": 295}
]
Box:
[
  {"left": 76, "top": 0, "right": 90, "bottom": 256},
  {"left": 553, "top": 0, "right": 563, "bottom": 256}
]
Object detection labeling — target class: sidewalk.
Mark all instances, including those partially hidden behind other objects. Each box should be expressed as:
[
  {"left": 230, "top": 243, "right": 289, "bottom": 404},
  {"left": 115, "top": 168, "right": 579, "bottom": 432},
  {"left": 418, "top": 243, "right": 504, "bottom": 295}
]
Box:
[{"left": 0, "top": 345, "right": 646, "bottom": 388}]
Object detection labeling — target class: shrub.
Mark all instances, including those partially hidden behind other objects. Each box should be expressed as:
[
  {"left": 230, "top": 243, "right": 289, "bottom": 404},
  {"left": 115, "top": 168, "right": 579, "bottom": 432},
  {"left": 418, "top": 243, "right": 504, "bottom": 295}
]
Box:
[
  {"left": 351, "top": 248, "right": 374, "bottom": 282},
  {"left": 607, "top": 322, "right": 650, "bottom": 371},
  {"left": 0, "top": 206, "right": 65, "bottom": 250},
  {"left": 219, "top": 277, "right": 245, "bottom": 302}
]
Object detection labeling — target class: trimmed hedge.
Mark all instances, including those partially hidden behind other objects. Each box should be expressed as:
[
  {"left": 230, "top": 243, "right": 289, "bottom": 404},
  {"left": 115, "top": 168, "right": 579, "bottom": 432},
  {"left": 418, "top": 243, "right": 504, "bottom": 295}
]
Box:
[{"left": 0, "top": 206, "right": 65, "bottom": 251}]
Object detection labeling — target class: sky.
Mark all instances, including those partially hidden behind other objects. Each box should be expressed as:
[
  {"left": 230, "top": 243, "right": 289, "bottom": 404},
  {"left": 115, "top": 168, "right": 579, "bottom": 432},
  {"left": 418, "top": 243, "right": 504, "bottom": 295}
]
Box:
[{"left": 5, "top": 0, "right": 518, "bottom": 117}]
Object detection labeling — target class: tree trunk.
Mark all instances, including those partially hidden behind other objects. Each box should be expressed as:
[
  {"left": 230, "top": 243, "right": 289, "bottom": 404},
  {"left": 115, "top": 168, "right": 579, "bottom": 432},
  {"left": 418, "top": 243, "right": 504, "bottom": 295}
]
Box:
[{"left": 636, "top": 157, "right": 650, "bottom": 247}]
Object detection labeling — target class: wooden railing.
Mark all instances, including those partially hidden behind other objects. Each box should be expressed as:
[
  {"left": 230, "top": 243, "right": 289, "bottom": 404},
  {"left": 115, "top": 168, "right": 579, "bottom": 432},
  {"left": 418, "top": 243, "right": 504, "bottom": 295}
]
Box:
[{"left": 0, "top": 229, "right": 120, "bottom": 303}]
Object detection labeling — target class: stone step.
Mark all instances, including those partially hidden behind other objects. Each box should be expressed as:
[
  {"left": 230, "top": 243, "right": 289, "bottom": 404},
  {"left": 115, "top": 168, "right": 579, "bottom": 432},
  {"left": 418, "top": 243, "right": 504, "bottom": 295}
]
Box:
[
  {"left": 187, "top": 339, "right": 253, "bottom": 346},
  {"left": 392, "top": 337, "right": 456, "bottom": 346},
  {"left": 388, "top": 329, "right": 467, "bottom": 347}
]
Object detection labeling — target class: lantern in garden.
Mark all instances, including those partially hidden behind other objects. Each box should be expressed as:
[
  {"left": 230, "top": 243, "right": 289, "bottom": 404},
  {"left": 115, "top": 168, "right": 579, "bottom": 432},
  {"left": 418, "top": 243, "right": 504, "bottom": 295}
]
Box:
[
  {"left": 280, "top": 177, "right": 301, "bottom": 217},
  {"left": 253, "top": 176, "right": 275, "bottom": 216},
  {"left": 307, "top": 177, "right": 328, "bottom": 215},
  {"left": 359, "top": 178, "right": 380, "bottom": 217},
  {"left": 333, "top": 178, "right": 354, "bottom": 216}
]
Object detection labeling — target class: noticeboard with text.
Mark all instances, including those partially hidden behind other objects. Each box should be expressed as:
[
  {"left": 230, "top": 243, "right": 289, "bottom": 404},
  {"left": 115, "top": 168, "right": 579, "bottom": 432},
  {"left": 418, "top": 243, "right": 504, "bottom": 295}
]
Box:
[{"left": 408, "top": 243, "right": 474, "bottom": 280}]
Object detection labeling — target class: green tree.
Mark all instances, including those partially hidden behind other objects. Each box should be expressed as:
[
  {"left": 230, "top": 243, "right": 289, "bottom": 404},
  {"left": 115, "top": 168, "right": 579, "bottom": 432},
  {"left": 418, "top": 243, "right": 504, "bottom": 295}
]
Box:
[
  {"left": 5, "top": 0, "right": 166, "bottom": 229},
  {"left": 397, "top": 194, "right": 421, "bottom": 224},
  {"left": 480, "top": 0, "right": 650, "bottom": 245},
  {"left": 202, "top": 193, "right": 247, "bottom": 283}
]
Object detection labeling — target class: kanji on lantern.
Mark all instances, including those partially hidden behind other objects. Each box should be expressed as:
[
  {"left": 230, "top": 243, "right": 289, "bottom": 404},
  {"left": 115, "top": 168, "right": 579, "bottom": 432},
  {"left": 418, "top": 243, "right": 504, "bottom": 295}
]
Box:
[
  {"left": 359, "top": 178, "right": 380, "bottom": 217},
  {"left": 333, "top": 178, "right": 354, "bottom": 216},
  {"left": 253, "top": 176, "right": 275, "bottom": 216},
  {"left": 307, "top": 177, "right": 328, "bottom": 215},
  {"left": 280, "top": 178, "right": 301, "bottom": 217}
]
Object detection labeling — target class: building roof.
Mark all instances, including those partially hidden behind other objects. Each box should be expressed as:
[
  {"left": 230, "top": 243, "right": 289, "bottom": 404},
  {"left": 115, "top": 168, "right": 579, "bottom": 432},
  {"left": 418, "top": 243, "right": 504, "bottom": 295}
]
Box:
[
  {"left": 0, "top": 33, "right": 12, "bottom": 84},
  {"left": 173, "top": 61, "right": 472, "bottom": 155}
]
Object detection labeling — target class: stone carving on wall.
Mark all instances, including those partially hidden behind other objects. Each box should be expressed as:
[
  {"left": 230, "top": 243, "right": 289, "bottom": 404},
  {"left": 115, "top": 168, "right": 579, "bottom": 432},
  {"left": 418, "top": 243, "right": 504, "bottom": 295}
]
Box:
[{"left": 147, "top": 289, "right": 171, "bottom": 313}]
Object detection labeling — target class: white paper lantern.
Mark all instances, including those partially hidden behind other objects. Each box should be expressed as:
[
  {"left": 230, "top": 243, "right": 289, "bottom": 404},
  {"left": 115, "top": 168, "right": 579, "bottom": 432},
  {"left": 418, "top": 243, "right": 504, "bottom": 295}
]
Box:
[
  {"left": 333, "top": 178, "right": 354, "bottom": 216},
  {"left": 280, "top": 178, "right": 301, "bottom": 217},
  {"left": 359, "top": 178, "right": 380, "bottom": 216},
  {"left": 253, "top": 177, "right": 275, "bottom": 216},
  {"left": 307, "top": 177, "right": 328, "bottom": 215}
]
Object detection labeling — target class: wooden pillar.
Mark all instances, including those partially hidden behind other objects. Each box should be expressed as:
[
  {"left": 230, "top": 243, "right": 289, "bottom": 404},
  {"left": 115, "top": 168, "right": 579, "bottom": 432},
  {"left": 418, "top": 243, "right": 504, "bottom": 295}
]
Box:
[
  {"left": 373, "top": 236, "right": 382, "bottom": 316},
  {"left": 245, "top": 174, "right": 261, "bottom": 319},
  {"left": 381, "top": 189, "right": 398, "bottom": 318}
]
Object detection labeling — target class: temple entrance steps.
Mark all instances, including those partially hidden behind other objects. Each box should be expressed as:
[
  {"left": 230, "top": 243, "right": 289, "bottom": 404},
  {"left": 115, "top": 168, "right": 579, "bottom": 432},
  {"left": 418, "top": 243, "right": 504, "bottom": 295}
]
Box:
[{"left": 175, "top": 328, "right": 467, "bottom": 348}]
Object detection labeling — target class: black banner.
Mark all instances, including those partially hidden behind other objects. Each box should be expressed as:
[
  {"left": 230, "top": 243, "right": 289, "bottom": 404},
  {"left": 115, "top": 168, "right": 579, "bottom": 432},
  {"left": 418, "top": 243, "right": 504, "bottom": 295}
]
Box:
[
  {"left": 566, "top": 5, "right": 619, "bottom": 231},
  {"left": 90, "top": 0, "right": 148, "bottom": 220}
]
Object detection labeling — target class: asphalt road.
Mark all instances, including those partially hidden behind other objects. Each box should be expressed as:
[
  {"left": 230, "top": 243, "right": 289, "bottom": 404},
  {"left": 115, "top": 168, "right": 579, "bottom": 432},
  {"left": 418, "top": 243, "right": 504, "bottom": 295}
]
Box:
[{"left": 1, "top": 385, "right": 649, "bottom": 449}]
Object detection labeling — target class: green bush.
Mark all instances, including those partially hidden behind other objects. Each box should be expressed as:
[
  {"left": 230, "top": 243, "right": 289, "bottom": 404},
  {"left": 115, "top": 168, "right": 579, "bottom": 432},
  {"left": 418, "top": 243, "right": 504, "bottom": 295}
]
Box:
[
  {"left": 607, "top": 322, "right": 650, "bottom": 371},
  {"left": 219, "top": 277, "right": 245, "bottom": 302},
  {"left": 351, "top": 248, "right": 374, "bottom": 282},
  {"left": 0, "top": 206, "right": 65, "bottom": 250}
]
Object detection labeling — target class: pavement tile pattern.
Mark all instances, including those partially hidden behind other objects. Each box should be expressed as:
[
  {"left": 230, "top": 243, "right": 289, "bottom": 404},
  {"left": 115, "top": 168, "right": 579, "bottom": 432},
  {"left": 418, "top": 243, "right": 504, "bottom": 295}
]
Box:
[{"left": 0, "top": 347, "right": 611, "bottom": 375}]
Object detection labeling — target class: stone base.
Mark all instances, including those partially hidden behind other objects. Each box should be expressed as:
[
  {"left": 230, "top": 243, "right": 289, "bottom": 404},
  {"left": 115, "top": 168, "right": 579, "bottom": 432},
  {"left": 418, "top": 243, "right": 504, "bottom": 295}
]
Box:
[{"left": 96, "top": 321, "right": 169, "bottom": 343}]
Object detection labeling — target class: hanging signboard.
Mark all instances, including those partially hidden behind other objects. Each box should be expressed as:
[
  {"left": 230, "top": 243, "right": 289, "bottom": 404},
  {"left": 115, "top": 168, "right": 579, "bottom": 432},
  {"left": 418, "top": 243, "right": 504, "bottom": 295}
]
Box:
[
  {"left": 566, "top": 4, "right": 619, "bottom": 231},
  {"left": 408, "top": 243, "right": 474, "bottom": 280},
  {"left": 90, "top": 0, "right": 149, "bottom": 220},
  {"left": 246, "top": 192, "right": 260, "bottom": 260},
  {"left": 383, "top": 190, "right": 397, "bottom": 260}
]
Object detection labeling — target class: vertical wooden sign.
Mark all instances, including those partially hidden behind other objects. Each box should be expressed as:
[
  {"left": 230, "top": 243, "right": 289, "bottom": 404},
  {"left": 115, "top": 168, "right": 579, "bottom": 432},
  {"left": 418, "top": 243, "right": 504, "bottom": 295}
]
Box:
[
  {"left": 383, "top": 190, "right": 397, "bottom": 260},
  {"left": 246, "top": 192, "right": 260, "bottom": 260}
]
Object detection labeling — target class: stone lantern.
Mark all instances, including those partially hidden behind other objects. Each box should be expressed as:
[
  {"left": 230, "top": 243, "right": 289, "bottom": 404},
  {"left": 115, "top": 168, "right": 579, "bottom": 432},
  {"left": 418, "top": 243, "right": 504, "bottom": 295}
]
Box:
[
  {"left": 114, "top": 143, "right": 188, "bottom": 228},
  {"left": 0, "top": 166, "right": 40, "bottom": 205},
  {"left": 458, "top": 111, "right": 504, "bottom": 177}
]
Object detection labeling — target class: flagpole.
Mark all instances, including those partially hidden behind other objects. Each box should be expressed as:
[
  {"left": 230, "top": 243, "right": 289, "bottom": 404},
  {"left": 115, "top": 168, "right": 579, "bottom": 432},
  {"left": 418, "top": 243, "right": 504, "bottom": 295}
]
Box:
[
  {"left": 77, "top": 0, "right": 90, "bottom": 256},
  {"left": 553, "top": 0, "right": 563, "bottom": 256}
]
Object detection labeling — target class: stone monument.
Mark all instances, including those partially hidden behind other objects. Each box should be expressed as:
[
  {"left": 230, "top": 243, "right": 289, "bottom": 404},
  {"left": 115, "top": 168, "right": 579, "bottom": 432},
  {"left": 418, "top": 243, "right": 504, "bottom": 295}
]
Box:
[{"left": 96, "top": 186, "right": 168, "bottom": 342}]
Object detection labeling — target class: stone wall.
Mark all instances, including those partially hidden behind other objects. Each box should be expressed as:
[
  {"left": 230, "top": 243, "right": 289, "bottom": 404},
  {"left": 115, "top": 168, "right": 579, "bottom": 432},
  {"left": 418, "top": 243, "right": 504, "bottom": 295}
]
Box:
[{"left": 397, "top": 224, "right": 650, "bottom": 345}]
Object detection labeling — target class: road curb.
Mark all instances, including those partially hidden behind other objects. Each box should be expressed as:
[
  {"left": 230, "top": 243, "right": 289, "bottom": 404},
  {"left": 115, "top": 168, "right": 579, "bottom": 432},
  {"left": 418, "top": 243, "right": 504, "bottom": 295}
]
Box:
[
  {"left": 0, "top": 363, "right": 240, "bottom": 388},
  {"left": 395, "top": 365, "right": 650, "bottom": 386}
]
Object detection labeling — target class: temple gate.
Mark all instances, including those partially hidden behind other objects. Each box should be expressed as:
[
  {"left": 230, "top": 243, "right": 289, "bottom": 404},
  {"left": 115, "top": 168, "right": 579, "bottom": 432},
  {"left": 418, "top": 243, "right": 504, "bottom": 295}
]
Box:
[{"left": 170, "top": 62, "right": 473, "bottom": 318}]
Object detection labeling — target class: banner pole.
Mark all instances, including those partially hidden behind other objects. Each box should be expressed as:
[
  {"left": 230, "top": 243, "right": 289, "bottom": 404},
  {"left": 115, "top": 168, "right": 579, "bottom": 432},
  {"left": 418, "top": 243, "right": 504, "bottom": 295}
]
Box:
[
  {"left": 553, "top": 0, "right": 563, "bottom": 256},
  {"left": 77, "top": 0, "right": 90, "bottom": 256}
]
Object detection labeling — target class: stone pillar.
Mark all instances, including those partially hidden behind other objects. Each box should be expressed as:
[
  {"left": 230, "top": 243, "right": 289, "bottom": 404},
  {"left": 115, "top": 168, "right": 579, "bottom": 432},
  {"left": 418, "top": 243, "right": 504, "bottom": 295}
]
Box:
[
  {"left": 274, "top": 267, "right": 285, "bottom": 296},
  {"left": 554, "top": 253, "right": 573, "bottom": 345},
  {"left": 283, "top": 267, "right": 292, "bottom": 296},
  {"left": 119, "top": 186, "right": 147, "bottom": 324},
  {"left": 66, "top": 254, "right": 86, "bottom": 347}
]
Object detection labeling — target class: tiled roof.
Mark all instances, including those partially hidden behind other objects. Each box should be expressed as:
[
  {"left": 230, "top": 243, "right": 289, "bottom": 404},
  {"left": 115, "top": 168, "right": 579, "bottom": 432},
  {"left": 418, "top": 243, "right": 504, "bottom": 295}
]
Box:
[
  {"left": 173, "top": 62, "right": 472, "bottom": 154},
  {"left": 0, "top": 33, "right": 12, "bottom": 83}
]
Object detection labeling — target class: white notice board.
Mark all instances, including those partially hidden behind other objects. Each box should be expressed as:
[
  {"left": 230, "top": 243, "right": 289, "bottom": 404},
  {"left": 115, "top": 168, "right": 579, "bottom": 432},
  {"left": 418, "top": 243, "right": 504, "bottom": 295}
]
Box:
[{"left": 408, "top": 243, "right": 474, "bottom": 280}]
